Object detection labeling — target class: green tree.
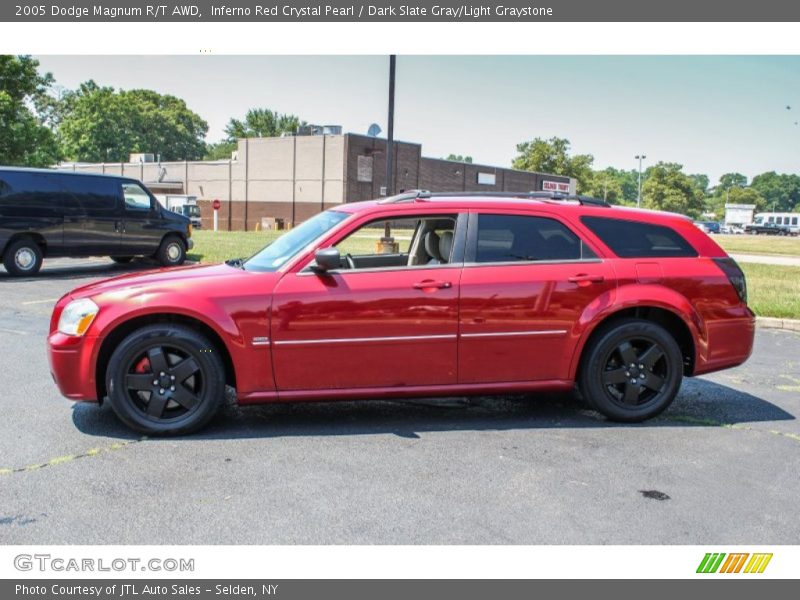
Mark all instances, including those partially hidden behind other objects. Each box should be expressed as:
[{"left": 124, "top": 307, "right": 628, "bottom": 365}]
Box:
[
  {"left": 512, "top": 137, "right": 594, "bottom": 192},
  {"left": 224, "top": 108, "right": 303, "bottom": 141},
  {"left": 0, "top": 55, "right": 60, "bottom": 166},
  {"left": 204, "top": 141, "right": 238, "bottom": 160},
  {"left": 717, "top": 172, "right": 748, "bottom": 191},
  {"left": 750, "top": 171, "right": 800, "bottom": 212},
  {"left": 583, "top": 168, "right": 624, "bottom": 203},
  {"left": 58, "top": 81, "right": 208, "bottom": 162},
  {"left": 445, "top": 154, "right": 473, "bottom": 163},
  {"left": 641, "top": 162, "right": 705, "bottom": 218}
]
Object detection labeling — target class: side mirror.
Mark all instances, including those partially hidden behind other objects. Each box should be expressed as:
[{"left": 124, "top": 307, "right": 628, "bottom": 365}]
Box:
[{"left": 312, "top": 247, "right": 341, "bottom": 273}]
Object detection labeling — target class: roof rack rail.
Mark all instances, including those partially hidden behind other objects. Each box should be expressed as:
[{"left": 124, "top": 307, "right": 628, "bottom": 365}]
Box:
[
  {"left": 377, "top": 190, "right": 610, "bottom": 207},
  {"left": 414, "top": 190, "right": 611, "bottom": 207}
]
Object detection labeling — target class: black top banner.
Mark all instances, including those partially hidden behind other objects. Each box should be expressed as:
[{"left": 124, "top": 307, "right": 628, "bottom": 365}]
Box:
[{"left": 3, "top": 0, "right": 800, "bottom": 22}]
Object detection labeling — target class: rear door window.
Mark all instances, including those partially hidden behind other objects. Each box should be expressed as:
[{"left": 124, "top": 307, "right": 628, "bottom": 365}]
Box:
[
  {"left": 581, "top": 216, "right": 697, "bottom": 258},
  {"left": 472, "top": 214, "right": 594, "bottom": 263}
]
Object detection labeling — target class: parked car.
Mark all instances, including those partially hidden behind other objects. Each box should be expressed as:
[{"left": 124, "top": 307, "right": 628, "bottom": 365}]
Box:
[
  {"left": 694, "top": 221, "right": 721, "bottom": 234},
  {"left": 744, "top": 222, "right": 790, "bottom": 236},
  {"left": 0, "top": 167, "right": 193, "bottom": 276},
  {"left": 720, "top": 224, "right": 744, "bottom": 235},
  {"left": 48, "top": 191, "right": 755, "bottom": 435}
]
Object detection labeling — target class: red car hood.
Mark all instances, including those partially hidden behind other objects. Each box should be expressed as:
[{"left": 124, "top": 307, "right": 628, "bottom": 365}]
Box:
[{"left": 65, "top": 263, "right": 277, "bottom": 302}]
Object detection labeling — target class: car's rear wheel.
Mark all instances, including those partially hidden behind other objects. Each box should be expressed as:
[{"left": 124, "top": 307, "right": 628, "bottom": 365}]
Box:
[
  {"left": 106, "top": 324, "right": 224, "bottom": 435},
  {"left": 578, "top": 319, "right": 683, "bottom": 422},
  {"left": 156, "top": 235, "right": 186, "bottom": 267},
  {"left": 110, "top": 256, "right": 134, "bottom": 264},
  {"left": 3, "top": 237, "right": 43, "bottom": 276}
]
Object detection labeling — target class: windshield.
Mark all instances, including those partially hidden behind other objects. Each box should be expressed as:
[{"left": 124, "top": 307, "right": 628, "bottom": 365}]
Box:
[
  {"left": 243, "top": 210, "right": 350, "bottom": 272},
  {"left": 187, "top": 205, "right": 201, "bottom": 218}
]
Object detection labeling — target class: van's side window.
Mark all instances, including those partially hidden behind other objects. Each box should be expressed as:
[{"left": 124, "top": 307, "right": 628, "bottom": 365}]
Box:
[
  {"left": 66, "top": 176, "right": 118, "bottom": 213},
  {"left": 0, "top": 172, "right": 65, "bottom": 212},
  {"left": 122, "top": 183, "right": 153, "bottom": 211}
]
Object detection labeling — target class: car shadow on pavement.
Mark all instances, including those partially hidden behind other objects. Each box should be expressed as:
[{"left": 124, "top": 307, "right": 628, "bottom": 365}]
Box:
[
  {"left": 0, "top": 259, "right": 159, "bottom": 283},
  {"left": 71, "top": 376, "right": 795, "bottom": 441}
]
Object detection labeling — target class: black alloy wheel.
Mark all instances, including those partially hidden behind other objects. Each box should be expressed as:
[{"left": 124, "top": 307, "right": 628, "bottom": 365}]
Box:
[
  {"left": 579, "top": 319, "right": 683, "bottom": 422},
  {"left": 106, "top": 324, "right": 225, "bottom": 435}
]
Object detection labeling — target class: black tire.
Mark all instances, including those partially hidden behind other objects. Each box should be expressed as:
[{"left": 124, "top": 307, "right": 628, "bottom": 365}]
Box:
[
  {"left": 110, "top": 256, "right": 134, "bottom": 264},
  {"left": 105, "top": 324, "right": 225, "bottom": 435},
  {"left": 578, "top": 319, "right": 683, "bottom": 422},
  {"left": 156, "top": 235, "right": 186, "bottom": 267},
  {"left": 2, "top": 237, "right": 43, "bottom": 276}
]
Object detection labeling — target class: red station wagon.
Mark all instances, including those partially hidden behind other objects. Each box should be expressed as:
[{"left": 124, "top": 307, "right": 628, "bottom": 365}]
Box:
[{"left": 48, "top": 191, "right": 756, "bottom": 435}]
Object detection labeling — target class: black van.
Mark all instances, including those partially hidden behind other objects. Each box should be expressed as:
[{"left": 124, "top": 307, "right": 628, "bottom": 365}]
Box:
[{"left": 0, "top": 167, "right": 193, "bottom": 276}]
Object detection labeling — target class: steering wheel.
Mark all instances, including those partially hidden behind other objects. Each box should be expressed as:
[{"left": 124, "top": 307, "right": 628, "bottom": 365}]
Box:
[{"left": 344, "top": 253, "right": 356, "bottom": 270}]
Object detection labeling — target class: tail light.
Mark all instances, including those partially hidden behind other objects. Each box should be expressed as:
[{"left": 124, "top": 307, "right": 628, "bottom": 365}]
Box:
[{"left": 713, "top": 257, "right": 747, "bottom": 304}]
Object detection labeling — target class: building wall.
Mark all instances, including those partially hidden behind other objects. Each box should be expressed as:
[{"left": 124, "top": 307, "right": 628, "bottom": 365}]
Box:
[{"left": 57, "top": 133, "right": 570, "bottom": 231}]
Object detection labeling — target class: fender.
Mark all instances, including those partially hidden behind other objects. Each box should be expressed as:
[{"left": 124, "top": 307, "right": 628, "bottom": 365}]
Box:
[
  {"left": 566, "top": 283, "right": 706, "bottom": 380},
  {"left": 87, "top": 290, "right": 273, "bottom": 396}
]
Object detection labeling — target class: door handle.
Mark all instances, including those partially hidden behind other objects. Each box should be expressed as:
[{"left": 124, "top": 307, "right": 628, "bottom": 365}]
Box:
[
  {"left": 568, "top": 274, "right": 605, "bottom": 284},
  {"left": 413, "top": 280, "right": 452, "bottom": 290}
]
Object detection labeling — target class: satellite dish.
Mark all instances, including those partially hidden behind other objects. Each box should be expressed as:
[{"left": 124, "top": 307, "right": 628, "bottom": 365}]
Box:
[{"left": 367, "top": 123, "right": 382, "bottom": 137}]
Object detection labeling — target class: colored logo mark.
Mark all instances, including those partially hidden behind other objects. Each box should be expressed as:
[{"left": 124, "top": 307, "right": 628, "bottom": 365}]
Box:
[{"left": 697, "top": 553, "right": 773, "bottom": 574}]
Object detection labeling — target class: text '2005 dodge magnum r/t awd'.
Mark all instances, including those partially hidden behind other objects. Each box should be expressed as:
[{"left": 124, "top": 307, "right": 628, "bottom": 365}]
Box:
[{"left": 48, "top": 191, "right": 755, "bottom": 435}]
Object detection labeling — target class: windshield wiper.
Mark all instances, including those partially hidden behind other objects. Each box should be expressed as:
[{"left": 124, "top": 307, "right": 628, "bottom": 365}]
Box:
[{"left": 225, "top": 257, "right": 245, "bottom": 269}]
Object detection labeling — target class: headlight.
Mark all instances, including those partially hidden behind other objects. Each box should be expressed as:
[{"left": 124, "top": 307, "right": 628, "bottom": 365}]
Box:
[{"left": 57, "top": 298, "right": 99, "bottom": 336}]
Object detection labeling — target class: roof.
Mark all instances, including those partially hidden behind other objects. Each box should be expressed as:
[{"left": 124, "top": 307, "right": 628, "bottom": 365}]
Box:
[{"left": 0, "top": 165, "right": 136, "bottom": 180}]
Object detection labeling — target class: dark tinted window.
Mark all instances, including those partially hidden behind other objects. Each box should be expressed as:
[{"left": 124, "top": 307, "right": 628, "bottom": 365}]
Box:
[
  {"left": 64, "top": 175, "right": 119, "bottom": 213},
  {"left": 0, "top": 172, "right": 65, "bottom": 211},
  {"left": 581, "top": 216, "right": 697, "bottom": 258},
  {"left": 474, "top": 214, "right": 593, "bottom": 263}
]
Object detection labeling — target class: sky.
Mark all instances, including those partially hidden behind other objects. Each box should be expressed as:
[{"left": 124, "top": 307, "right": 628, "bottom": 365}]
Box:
[{"left": 33, "top": 55, "right": 800, "bottom": 184}]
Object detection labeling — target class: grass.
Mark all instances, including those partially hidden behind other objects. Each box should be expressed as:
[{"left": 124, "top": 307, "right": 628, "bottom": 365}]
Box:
[
  {"left": 188, "top": 230, "right": 800, "bottom": 320},
  {"left": 739, "top": 263, "right": 800, "bottom": 320},
  {"left": 716, "top": 234, "right": 800, "bottom": 256}
]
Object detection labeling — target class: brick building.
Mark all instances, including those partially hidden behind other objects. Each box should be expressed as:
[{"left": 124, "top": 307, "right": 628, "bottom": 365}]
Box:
[{"left": 57, "top": 133, "right": 574, "bottom": 231}]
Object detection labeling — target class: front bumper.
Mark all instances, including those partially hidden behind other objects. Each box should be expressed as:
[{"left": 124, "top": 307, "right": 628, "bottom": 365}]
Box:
[
  {"left": 186, "top": 238, "right": 194, "bottom": 250},
  {"left": 47, "top": 332, "right": 102, "bottom": 401}
]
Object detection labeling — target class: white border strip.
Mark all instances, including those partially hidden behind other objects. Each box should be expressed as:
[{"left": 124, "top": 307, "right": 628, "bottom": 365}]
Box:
[{"left": 274, "top": 334, "right": 458, "bottom": 345}]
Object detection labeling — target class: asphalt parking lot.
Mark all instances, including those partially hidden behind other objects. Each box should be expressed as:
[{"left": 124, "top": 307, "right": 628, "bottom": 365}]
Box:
[{"left": 0, "top": 258, "right": 799, "bottom": 544}]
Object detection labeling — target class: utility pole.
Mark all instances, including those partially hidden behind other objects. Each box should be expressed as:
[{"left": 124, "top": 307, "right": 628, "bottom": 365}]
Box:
[
  {"left": 385, "top": 55, "right": 396, "bottom": 197},
  {"left": 635, "top": 154, "right": 647, "bottom": 208}
]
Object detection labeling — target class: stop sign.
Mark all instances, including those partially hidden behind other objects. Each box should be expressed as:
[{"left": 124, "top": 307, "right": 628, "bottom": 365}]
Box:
[{"left": 212, "top": 199, "right": 221, "bottom": 211}]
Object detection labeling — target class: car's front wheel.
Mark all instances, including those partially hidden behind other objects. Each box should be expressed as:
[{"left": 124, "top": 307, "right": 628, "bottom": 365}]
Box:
[
  {"left": 578, "top": 319, "right": 683, "bottom": 422},
  {"left": 106, "top": 324, "right": 225, "bottom": 435}
]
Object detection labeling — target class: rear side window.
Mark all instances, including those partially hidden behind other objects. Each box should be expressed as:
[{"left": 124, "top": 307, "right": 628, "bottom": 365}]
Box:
[
  {"left": 581, "top": 216, "right": 697, "bottom": 258},
  {"left": 474, "top": 214, "right": 594, "bottom": 263},
  {"left": 0, "top": 172, "right": 66, "bottom": 213}
]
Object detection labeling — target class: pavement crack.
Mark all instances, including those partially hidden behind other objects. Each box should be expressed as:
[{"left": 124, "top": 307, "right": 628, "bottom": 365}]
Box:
[{"left": 0, "top": 438, "right": 146, "bottom": 476}]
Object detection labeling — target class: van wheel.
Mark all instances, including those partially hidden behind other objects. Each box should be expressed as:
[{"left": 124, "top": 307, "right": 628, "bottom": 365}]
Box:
[
  {"left": 578, "top": 319, "right": 683, "bottom": 422},
  {"left": 156, "top": 236, "right": 186, "bottom": 267},
  {"left": 105, "top": 324, "right": 225, "bottom": 435},
  {"left": 110, "top": 256, "right": 134, "bottom": 264},
  {"left": 3, "top": 238, "right": 43, "bottom": 276}
]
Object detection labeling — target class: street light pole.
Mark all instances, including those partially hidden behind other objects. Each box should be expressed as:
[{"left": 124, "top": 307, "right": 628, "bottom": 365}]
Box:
[
  {"left": 385, "top": 55, "right": 396, "bottom": 197},
  {"left": 635, "top": 154, "right": 647, "bottom": 208}
]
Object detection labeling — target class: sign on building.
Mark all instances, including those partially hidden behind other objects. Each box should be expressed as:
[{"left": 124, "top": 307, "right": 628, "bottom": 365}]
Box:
[
  {"left": 543, "top": 180, "right": 570, "bottom": 193},
  {"left": 357, "top": 155, "right": 373, "bottom": 182}
]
